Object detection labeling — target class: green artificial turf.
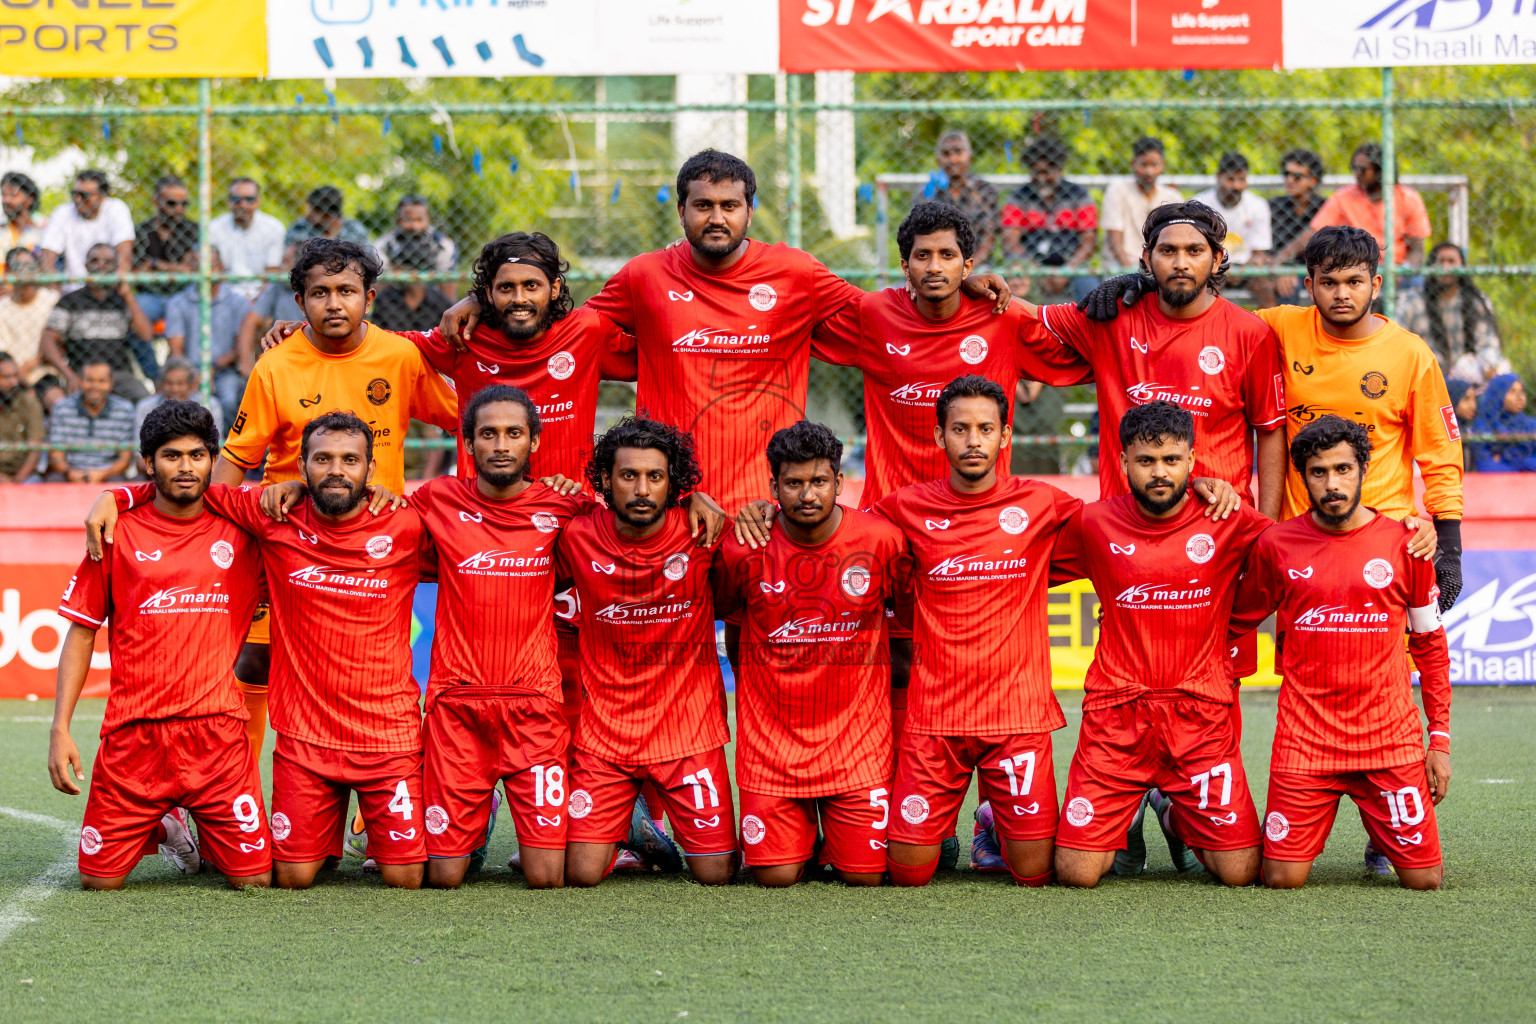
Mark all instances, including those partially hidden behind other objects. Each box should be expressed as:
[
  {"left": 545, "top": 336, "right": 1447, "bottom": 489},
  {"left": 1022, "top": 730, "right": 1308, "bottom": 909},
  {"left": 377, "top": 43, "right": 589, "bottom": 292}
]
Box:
[{"left": 0, "top": 688, "right": 1531, "bottom": 1023}]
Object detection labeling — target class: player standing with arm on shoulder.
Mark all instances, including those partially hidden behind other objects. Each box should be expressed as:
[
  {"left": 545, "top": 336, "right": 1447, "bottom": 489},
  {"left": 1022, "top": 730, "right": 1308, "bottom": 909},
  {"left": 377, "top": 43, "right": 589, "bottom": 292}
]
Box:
[
  {"left": 1232, "top": 417, "right": 1450, "bottom": 890},
  {"left": 50, "top": 401, "right": 271, "bottom": 890}
]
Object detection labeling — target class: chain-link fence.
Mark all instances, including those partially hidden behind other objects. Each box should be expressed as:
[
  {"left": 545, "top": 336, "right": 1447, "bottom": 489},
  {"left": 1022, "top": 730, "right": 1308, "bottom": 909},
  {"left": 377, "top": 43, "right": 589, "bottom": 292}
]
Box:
[{"left": 2, "top": 69, "right": 1532, "bottom": 476}]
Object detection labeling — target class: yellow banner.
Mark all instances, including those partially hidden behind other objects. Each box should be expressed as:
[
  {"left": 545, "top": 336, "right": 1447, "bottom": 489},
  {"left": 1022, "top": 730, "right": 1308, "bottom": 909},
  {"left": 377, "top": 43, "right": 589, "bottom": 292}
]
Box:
[
  {"left": 0, "top": 0, "right": 264, "bottom": 78},
  {"left": 1046, "top": 578, "right": 1280, "bottom": 688}
]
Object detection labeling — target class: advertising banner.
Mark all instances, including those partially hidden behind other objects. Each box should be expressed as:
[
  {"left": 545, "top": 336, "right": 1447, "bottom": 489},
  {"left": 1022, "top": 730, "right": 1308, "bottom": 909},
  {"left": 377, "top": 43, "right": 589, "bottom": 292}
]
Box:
[
  {"left": 266, "top": 0, "right": 778, "bottom": 79},
  {"left": 778, "top": 0, "right": 1283, "bottom": 73},
  {"left": 0, "top": 566, "right": 109, "bottom": 700},
  {"left": 0, "top": 0, "right": 265, "bottom": 78},
  {"left": 1444, "top": 550, "right": 1536, "bottom": 684},
  {"left": 1283, "top": 0, "right": 1536, "bottom": 68}
]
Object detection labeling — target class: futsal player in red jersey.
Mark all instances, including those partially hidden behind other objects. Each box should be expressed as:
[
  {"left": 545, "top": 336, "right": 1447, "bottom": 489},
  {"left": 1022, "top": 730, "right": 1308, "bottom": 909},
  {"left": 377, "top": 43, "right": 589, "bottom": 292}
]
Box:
[
  {"left": 714, "top": 421, "right": 910, "bottom": 886},
  {"left": 1050, "top": 401, "right": 1269, "bottom": 887},
  {"left": 99, "top": 412, "right": 430, "bottom": 889},
  {"left": 50, "top": 401, "right": 271, "bottom": 890},
  {"left": 557, "top": 418, "right": 737, "bottom": 886},
  {"left": 1231, "top": 416, "right": 1451, "bottom": 890}
]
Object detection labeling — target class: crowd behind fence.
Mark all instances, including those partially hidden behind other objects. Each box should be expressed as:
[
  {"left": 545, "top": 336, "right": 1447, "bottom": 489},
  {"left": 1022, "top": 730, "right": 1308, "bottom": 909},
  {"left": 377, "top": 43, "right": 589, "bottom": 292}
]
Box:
[{"left": 2, "top": 68, "right": 1535, "bottom": 483}]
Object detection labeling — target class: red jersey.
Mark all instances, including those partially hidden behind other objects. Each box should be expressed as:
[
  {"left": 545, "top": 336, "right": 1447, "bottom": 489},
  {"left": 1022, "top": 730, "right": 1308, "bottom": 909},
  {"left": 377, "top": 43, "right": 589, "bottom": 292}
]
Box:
[
  {"left": 112, "top": 482, "right": 426, "bottom": 753},
  {"left": 1232, "top": 512, "right": 1451, "bottom": 774},
  {"left": 555, "top": 507, "right": 729, "bottom": 765},
  {"left": 411, "top": 475, "right": 595, "bottom": 712},
  {"left": 59, "top": 503, "right": 261, "bottom": 736},
  {"left": 873, "top": 475, "right": 1081, "bottom": 736},
  {"left": 713, "top": 509, "right": 911, "bottom": 797},
  {"left": 403, "top": 306, "right": 639, "bottom": 481},
  {"left": 1035, "top": 298, "right": 1285, "bottom": 500},
  {"left": 813, "top": 290, "right": 1092, "bottom": 508},
  {"left": 583, "top": 241, "right": 864, "bottom": 512},
  {"left": 1051, "top": 494, "right": 1272, "bottom": 709}
]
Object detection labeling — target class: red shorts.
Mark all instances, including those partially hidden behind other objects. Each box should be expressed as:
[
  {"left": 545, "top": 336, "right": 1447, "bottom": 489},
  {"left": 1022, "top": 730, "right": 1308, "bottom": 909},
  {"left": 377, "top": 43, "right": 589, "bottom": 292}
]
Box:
[
  {"left": 739, "top": 788, "right": 890, "bottom": 873},
  {"left": 889, "top": 731, "right": 1058, "bottom": 845},
  {"left": 423, "top": 691, "right": 571, "bottom": 858},
  {"left": 1264, "top": 764, "right": 1443, "bottom": 870},
  {"left": 270, "top": 734, "right": 426, "bottom": 865},
  {"left": 1057, "top": 693, "right": 1260, "bottom": 852},
  {"left": 567, "top": 747, "right": 737, "bottom": 856},
  {"left": 80, "top": 715, "right": 271, "bottom": 879}
]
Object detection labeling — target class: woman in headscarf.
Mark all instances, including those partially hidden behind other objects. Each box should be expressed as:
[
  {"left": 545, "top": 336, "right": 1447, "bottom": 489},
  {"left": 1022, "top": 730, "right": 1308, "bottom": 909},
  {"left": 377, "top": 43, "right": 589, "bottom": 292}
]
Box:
[
  {"left": 1447, "top": 378, "right": 1478, "bottom": 472},
  {"left": 1472, "top": 373, "right": 1536, "bottom": 472}
]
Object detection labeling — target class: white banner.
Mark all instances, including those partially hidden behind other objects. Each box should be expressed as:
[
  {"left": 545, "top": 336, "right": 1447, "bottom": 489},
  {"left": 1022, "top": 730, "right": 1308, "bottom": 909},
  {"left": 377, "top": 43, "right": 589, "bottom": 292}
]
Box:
[
  {"left": 266, "top": 0, "right": 778, "bottom": 79},
  {"left": 1283, "top": 0, "right": 1536, "bottom": 68}
]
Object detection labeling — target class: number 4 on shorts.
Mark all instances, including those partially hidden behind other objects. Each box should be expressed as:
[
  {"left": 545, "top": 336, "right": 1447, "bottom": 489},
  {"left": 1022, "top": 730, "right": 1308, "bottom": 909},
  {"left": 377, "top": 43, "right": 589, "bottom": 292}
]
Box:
[{"left": 388, "top": 779, "right": 414, "bottom": 820}]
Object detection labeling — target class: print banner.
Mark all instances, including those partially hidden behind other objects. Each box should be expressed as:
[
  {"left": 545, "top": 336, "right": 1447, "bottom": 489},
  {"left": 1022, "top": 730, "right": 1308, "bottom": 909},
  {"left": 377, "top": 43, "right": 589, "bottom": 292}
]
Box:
[
  {"left": 0, "top": 0, "right": 265, "bottom": 78},
  {"left": 1283, "top": 0, "right": 1536, "bottom": 68}
]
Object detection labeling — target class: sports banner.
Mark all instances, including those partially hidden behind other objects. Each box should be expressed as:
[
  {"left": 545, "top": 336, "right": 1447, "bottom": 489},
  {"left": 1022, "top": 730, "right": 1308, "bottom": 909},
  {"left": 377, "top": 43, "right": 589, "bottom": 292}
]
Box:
[
  {"left": 1283, "top": 0, "right": 1536, "bottom": 68},
  {"left": 266, "top": 0, "right": 778, "bottom": 79},
  {"left": 778, "top": 0, "right": 1283, "bottom": 73},
  {"left": 0, "top": 566, "right": 110, "bottom": 699},
  {"left": 1444, "top": 550, "right": 1536, "bottom": 683},
  {"left": 0, "top": 0, "right": 264, "bottom": 78}
]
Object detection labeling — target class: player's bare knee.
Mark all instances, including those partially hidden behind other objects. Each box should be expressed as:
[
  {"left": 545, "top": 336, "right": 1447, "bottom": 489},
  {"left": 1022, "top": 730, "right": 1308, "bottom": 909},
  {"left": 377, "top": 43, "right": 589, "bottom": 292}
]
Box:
[
  {"left": 426, "top": 860, "right": 467, "bottom": 889},
  {"left": 1053, "top": 863, "right": 1104, "bottom": 888},
  {"left": 839, "top": 871, "right": 883, "bottom": 887},
  {"left": 1207, "top": 848, "right": 1261, "bottom": 887},
  {"left": 686, "top": 854, "right": 737, "bottom": 886},
  {"left": 227, "top": 872, "right": 272, "bottom": 889},
  {"left": 1261, "top": 860, "right": 1310, "bottom": 889},
  {"left": 380, "top": 863, "right": 425, "bottom": 889},
  {"left": 1399, "top": 866, "right": 1443, "bottom": 891},
  {"left": 80, "top": 874, "right": 126, "bottom": 891},
  {"left": 750, "top": 864, "right": 801, "bottom": 888}
]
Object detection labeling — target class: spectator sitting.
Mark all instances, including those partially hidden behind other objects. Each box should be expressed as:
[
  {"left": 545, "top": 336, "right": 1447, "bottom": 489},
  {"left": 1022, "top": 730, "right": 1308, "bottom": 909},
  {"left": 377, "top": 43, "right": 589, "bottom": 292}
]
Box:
[
  {"left": 164, "top": 249, "right": 255, "bottom": 421},
  {"left": 1447, "top": 378, "right": 1479, "bottom": 473},
  {"left": 375, "top": 196, "right": 458, "bottom": 297},
  {"left": 207, "top": 177, "right": 285, "bottom": 301},
  {"left": 45, "top": 359, "right": 135, "bottom": 482},
  {"left": 284, "top": 185, "right": 370, "bottom": 262},
  {"left": 1396, "top": 242, "right": 1509, "bottom": 383},
  {"left": 1007, "top": 252, "right": 1075, "bottom": 306},
  {"left": 131, "top": 174, "right": 199, "bottom": 326},
  {"left": 134, "top": 356, "right": 222, "bottom": 474},
  {"left": 1253, "top": 148, "right": 1326, "bottom": 308},
  {"left": 1192, "top": 151, "right": 1271, "bottom": 267},
  {"left": 1281, "top": 141, "right": 1429, "bottom": 270},
  {"left": 917, "top": 130, "right": 1000, "bottom": 263},
  {"left": 34, "top": 373, "right": 65, "bottom": 417},
  {"left": 1101, "top": 136, "right": 1181, "bottom": 270},
  {"left": 1472, "top": 374, "right": 1536, "bottom": 473},
  {"left": 36, "top": 169, "right": 134, "bottom": 285},
  {"left": 0, "top": 248, "right": 61, "bottom": 384},
  {"left": 0, "top": 351, "right": 45, "bottom": 483},
  {"left": 1001, "top": 135, "right": 1098, "bottom": 302},
  {"left": 2, "top": 171, "right": 46, "bottom": 256},
  {"left": 39, "top": 242, "right": 153, "bottom": 401},
  {"left": 371, "top": 242, "right": 453, "bottom": 334}
]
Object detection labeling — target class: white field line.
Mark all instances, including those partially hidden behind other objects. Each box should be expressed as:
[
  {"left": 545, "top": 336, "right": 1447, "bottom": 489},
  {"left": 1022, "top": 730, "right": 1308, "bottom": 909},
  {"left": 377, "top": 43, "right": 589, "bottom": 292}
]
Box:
[{"left": 0, "top": 806, "right": 76, "bottom": 946}]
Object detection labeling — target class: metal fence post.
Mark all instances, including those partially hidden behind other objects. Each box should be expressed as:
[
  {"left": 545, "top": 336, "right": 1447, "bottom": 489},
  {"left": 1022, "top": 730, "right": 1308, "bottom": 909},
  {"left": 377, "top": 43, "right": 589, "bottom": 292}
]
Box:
[
  {"left": 1381, "top": 66, "right": 1397, "bottom": 316},
  {"left": 787, "top": 74, "right": 802, "bottom": 250},
  {"left": 197, "top": 78, "right": 213, "bottom": 409}
]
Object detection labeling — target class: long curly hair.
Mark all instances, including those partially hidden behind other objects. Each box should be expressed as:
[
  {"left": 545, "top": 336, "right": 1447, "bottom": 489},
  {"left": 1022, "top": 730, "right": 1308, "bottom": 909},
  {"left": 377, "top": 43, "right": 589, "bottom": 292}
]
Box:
[
  {"left": 585, "top": 417, "right": 702, "bottom": 510},
  {"left": 471, "top": 231, "right": 574, "bottom": 328}
]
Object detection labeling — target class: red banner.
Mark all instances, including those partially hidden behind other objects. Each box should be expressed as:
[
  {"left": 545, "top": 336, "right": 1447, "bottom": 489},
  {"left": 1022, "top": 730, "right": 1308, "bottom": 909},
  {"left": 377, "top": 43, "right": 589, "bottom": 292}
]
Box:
[
  {"left": 779, "top": 0, "right": 1283, "bottom": 72},
  {"left": 1, "top": 564, "right": 110, "bottom": 699}
]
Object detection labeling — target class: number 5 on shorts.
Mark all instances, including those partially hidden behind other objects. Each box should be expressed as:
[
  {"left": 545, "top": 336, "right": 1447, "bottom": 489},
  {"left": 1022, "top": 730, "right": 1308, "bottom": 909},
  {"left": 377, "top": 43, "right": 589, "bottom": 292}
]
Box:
[
  {"left": 388, "top": 779, "right": 414, "bottom": 820},
  {"left": 869, "top": 787, "right": 889, "bottom": 829}
]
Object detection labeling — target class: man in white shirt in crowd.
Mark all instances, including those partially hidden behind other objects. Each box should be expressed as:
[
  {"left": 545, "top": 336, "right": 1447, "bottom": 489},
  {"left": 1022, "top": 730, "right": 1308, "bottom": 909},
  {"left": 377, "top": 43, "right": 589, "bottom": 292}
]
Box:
[
  {"left": 1192, "top": 151, "right": 1272, "bottom": 266},
  {"left": 37, "top": 170, "right": 135, "bottom": 284},
  {"left": 1100, "top": 136, "right": 1182, "bottom": 270},
  {"left": 207, "top": 177, "right": 285, "bottom": 302}
]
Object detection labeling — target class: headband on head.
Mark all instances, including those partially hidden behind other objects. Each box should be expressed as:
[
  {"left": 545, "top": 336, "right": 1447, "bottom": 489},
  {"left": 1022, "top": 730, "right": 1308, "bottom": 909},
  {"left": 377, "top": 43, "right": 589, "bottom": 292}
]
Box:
[
  {"left": 1160, "top": 218, "right": 1200, "bottom": 229},
  {"left": 504, "top": 256, "right": 522, "bottom": 264}
]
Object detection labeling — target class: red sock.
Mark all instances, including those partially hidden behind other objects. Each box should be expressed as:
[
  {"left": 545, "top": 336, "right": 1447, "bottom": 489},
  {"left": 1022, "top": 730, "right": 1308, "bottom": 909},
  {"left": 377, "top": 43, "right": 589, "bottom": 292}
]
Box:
[
  {"left": 887, "top": 853, "right": 938, "bottom": 887},
  {"left": 1012, "top": 869, "right": 1053, "bottom": 888},
  {"left": 640, "top": 781, "right": 666, "bottom": 826},
  {"left": 890, "top": 685, "right": 908, "bottom": 751}
]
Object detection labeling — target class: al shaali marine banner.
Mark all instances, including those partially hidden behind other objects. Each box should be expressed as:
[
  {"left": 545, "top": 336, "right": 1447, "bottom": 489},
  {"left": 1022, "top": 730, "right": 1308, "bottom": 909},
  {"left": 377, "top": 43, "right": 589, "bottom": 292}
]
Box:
[
  {"left": 1282, "top": 0, "right": 1536, "bottom": 67},
  {"left": 0, "top": 0, "right": 265, "bottom": 77}
]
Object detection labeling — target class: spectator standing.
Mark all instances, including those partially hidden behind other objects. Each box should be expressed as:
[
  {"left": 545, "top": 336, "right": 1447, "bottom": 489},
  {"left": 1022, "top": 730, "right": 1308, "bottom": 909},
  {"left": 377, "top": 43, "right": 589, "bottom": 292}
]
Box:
[
  {"left": 0, "top": 351, "right": 45, "bottom": 482},
  {"left": 1472, "top": 374, "right": 1536, "bottom": 473},
  {"left": 375, "top": 196, "right": 458, "bottom": 296},
  {"left": 1001, "top": 135, "right": 1099, "bottom": 302},
  {"left": 39, "top": 243, "right": 153, "bottom": 401},
  {"left": 1191, "top": 152, "right": 1271, "bottom": 265},
  {"left": 37, "top": 170, "right": 134, "bottom": 283},
  {"left": 917, "top": 130, "right": 1000, "bottom": 263},
  {"left": 1396, "top": 242, "right": 1508, "bottom": 383},
  {"left": 207, "top": 177, "right": 285, "bottom": 301},
  {"left": 0, "top": 248, "right": 61, "bottom": 384},
  {"left": 1283, "top": 141, "right": 1429, "bottom": 268},
  {"left": 133, "top": 356, "right": 222, "bottom": 473},
  {"left": 131, "top": 175, "right": 199, "bottom": 324},
  {"left": 1253, "top": 148, "right": 1327, "bottom": 308},
  {"left": 283, "top": 185, "right": 369, "bottom": 261},
  {"left": 45, "top": 359, "right": 135, "bottom": 482},
  {"left": 163, "top": 250, "right": 254, "bottom": 421},
  {"left": 2, "top": 171, "right": 46, "bottom": 255},
  {"left": 1100, "top": 136, "right": 1181, "bottom": 270},
  {"left": 371, "top": 243, "right": 453, "bottom": 334}
]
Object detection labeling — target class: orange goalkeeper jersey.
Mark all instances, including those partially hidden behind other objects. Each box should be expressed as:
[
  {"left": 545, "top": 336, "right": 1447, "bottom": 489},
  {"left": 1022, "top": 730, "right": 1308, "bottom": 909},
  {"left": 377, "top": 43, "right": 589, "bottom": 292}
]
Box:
[
  {"left": 222, "top": 322, "right": 460, "bottom": 494},
  {"left": 1261, "top": 305, "right": 1462, "bottom": 522}
]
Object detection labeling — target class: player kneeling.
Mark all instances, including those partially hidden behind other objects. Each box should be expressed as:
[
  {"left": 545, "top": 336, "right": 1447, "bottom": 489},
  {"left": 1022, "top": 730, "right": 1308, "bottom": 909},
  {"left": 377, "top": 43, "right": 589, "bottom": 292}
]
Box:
[
  {"left": 1234, "top": 416, "right": 1451, "bottom": 890},
  {"left": 50, "top": 401, "right": 272, "bottom": 889},
  {"left": 716, "top": 422, "right": 910, "bottom": 886}
]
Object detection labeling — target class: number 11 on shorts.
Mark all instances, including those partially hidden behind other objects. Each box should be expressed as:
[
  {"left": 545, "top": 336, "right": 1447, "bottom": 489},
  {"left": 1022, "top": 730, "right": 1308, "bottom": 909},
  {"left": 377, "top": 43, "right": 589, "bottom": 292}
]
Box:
[{"left": 682, "top": 768, "right": 719, "bottom": 810}]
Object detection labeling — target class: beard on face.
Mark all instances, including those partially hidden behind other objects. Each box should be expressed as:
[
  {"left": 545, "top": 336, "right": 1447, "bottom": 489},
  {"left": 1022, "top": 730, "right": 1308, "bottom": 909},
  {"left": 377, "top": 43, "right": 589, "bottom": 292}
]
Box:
[
  {"left": 615, "top": 496, "right": 663, "bottom": 529},
  {"left": 1131, "top": 476, "right": 1188, "bottom": 516},
  {"left": 478, "top": 463, "right": 524, "bottom": 489},
  {"left": 952, "top": 450, "right": 994, "bottom": 482},
  {"left": 688, "top": 222, "right": 742, "bottom": 259},
  {"left": 309, "top": 474, "right": 366, "bottom": 516},
  {"left": 153, "top": 467, "right": 207, "bottom": 506},
  {"left": 1310, "top": 486, "right": 1361, "bottom": 527},
  {"left": 1156, "top": 270, "right": 1208, "bottom": 309},
  {"left": 488, "top": 298, "right": 556, "bottom": 341},
  {"left": 1320, "top": 299, "right": 1371, "bottom": 330}
]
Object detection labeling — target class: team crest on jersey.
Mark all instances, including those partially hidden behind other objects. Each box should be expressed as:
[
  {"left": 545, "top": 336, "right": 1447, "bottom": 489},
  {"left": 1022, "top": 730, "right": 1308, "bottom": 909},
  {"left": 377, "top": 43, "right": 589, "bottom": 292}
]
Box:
[
  {"left": 425, "top": 805, "right": 449, "bottom": 835},
  {"left": 663, "top": 552, "right": 689, "bottom": 581},
  {"left": 748, "top": 283, "right": 778, "bottom": 311},
  {"left": 1185, "top": 533, "right": 1215, "bottom": 564},
  {"left": 998, "top": 505, "right": 1029, "bottom": 535},
  {"left": 546, "top": 351, "right": 576, "bottom": 381},
  {"left": 1065, "top": 797, "right": 1094, "bottom": 827},
  {"left": 1360, "top": 371, "right": 1389, "bottom": 400},
  {"left": 209, "top": 540, "right": 235, "bottom": 570},
  {"left": 531, "top": 512, "right": 560, "bottom": 533},
  {"left": 1265, "top": 811, "right": 1290, "bottom": 841},
  {"left": 366, "top": 378, "right": 392, "bottom": 405},
  {"left": 1198, "top": 345, "right": 1226, "bottom": 374},
  {"left": 79, "top": 825, "right": 103, "bottom": 856},
  {"left": 1363, "top": 558, "right": 1395, "bottom": 589},
  {"left": 271, "top": 812, "right": 291, "bottom": 841},
  {"left": 742, "top": 815, "right": 767, "bottom": 845},
  {"left": 568, "top": 790, "right": 593, "bottom": 819},
  {"left": 366, "top": 535, "right": 394, "bottom": 559},
  {"left": 958, "top": 334, "right": 988, "bottom": 365},
  {"left": 900, "top": 795, "right": 930, "bottom": 824},
  {"left": 841, "top": 565, "right": 873, "bottom": 598}
]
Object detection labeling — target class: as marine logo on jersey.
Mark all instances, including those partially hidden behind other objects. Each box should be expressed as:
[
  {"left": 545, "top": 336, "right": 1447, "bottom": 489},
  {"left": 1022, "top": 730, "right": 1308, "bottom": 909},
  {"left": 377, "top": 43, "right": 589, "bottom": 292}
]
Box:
[
  {"left": 1363, "top": 558, "right": 1395, "bottom": 589},
  {"left": 1360, "top": 371, "right": 1389, "bottom": 400},
  {"left": 958, "top": 334, "right": 988, "bottom": 365},
  {"left": 998, "top": 505, "right": 1029, "bottom": 535},
  {"left": 366, "top": 378, "right": 392, "bottom": 405}
]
